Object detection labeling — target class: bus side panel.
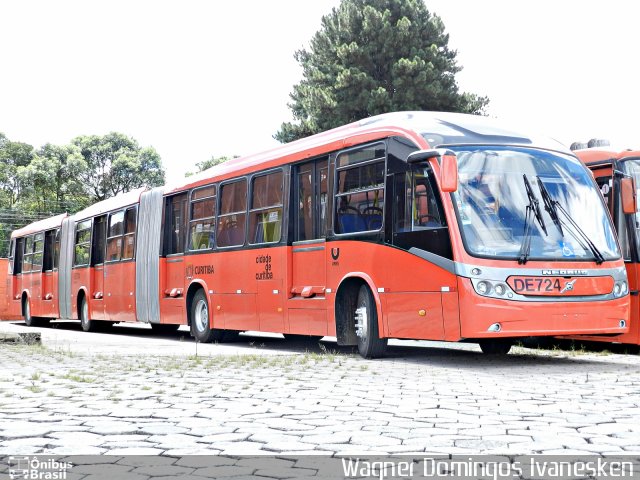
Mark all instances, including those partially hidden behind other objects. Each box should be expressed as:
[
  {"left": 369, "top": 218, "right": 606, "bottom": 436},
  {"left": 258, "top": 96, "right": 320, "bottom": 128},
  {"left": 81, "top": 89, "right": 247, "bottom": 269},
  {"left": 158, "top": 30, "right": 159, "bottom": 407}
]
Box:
[
  {"left": 626, "top": 262, "right": 640, "bottom": 344},
  {"left": 0, "top": 259, "right": 21, "bottom": 320},
  {"left": 40, "top": 270, "right": 58, "bottom": 319},
  {"left": 26, "top": 272, "right": 43, "bottom": 317},
  {"left": 219, "top": 294, "right": 258, "bottom": 331},
  {"left": 106, "top": 261, "right": 137, "bottom": 323},
  {"left": 567, "top": 262, "right": 640, "bottom": 345},
  {"left": 384, "top": 292, "right": 445, "bottom": 340},
  {"left": 441, "top": 291, "right": 462, "bottom": 341},
  {"left": 210, "top": 250, "right": 258, "bottom": 330},
  {"left": 159, "top": 257, "right": 186, "bottom": 325},
  {"left": 327, "top": 241, "right": 456, "bottom": 341},
  {"left": 255, "top": 247, "right": 286, "bottom": 333},
  {"left": 71, "top": 267, "right": 91, "bottom": 320}
]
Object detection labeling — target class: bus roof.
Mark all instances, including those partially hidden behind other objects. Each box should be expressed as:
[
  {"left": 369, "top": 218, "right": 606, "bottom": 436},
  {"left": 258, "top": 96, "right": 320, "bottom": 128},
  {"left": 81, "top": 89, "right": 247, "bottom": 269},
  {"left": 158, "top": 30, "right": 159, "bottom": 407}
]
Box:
[
  {"left": 72, "top": 187, "right": 148, "bottom": 222},
  {"left": 575, "top": 148, "right": 640, "bottom": 165},
  {"left": 11, "top": 213, "right": 68, "bottom": 239},
  {"left": 167, "top": 111, "right": 569, "bottom": 194}
]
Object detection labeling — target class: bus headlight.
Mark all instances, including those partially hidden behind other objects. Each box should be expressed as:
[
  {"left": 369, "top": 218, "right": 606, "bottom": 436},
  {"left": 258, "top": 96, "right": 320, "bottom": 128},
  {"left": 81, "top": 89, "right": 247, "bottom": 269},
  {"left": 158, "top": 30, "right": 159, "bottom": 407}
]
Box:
[
  {"left": 613, "top": 281, "right": 628, "bottom": 297},
  {"left": 471, "top": 279, "right": 514, "bottom": 299},
  {"left": 476, "top": 281, "right": 491, "bottom": 295}
]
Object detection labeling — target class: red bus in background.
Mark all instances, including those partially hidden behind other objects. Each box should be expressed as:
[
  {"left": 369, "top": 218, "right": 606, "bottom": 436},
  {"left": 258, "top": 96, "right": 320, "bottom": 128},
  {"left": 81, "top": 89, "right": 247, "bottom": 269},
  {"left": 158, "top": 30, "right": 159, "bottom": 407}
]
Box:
[
  {"left": 64, "top": 189, "right": 145, "bottom": 332},
  {"left": 5, "top": 214, "right": 67, "bottom": 326},
  {"left": 4, "top": 112, "right": 631, "bottom": 357},
  {"left": 575, "top": 148, "right": 640, "bottom": 345}
]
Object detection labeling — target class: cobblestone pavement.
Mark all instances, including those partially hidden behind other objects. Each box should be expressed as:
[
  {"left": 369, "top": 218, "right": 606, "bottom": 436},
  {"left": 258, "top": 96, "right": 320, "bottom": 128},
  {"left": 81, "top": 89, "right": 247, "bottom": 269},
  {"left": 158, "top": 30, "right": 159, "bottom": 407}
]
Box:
[{"left": 1, "top": 330, "right": 640, "bottom": 459}]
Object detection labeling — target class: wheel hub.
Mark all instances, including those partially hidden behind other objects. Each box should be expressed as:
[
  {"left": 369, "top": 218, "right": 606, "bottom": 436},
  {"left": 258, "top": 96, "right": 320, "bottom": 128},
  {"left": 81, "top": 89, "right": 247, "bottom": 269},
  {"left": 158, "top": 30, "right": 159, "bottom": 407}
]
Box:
[
  {"left": 195, "top": 300, "right": 208, "bottom": 332},
  {"left": 355, "top": 306, "right": 367, "bottom": 338}
]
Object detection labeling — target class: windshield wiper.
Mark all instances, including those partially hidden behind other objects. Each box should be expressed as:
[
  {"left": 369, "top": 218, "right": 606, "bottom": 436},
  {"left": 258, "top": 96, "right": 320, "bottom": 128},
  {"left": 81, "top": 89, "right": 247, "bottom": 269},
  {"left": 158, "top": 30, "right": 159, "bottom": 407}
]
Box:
[
  {"left": 537, "top": 176, "right": 563, "bottom": 236},
  {"left": 536, "top": 176, "right": 605, "bottom": 265},
  {"left": 518, "top": 174, "right": 548, "bottom": 264}
]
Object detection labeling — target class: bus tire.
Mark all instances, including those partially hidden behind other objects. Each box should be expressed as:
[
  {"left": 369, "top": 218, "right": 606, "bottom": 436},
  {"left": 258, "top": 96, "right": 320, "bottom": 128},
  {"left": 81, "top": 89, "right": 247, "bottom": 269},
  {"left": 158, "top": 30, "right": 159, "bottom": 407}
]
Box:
[
  {"left": 479, "top": 339, "right": 513, "bottom": 355},
  {"left": 22, "top": 298, "right": 48, "bottom": 327},
  {"left": 190, "top": 289, "right": 224, "bottom": 343},
  {"left": 355, "top": 285, "right": 387, "bottom": 359},
  {"left": 79, "top": 296, "right": 96, "bottom": 332},
  {"left": 151, "top": 323, "right": 180, "bottom": 334}
]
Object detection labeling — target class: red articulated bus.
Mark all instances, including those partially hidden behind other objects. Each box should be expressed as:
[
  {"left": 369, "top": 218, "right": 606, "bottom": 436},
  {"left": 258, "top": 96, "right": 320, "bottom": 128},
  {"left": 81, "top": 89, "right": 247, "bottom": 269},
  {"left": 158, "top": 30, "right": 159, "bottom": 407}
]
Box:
[
  {"left": 5, "top": 112, "right": 631, "bottom": 357},
  {"left": 6, "top": 214, "right": 67, "bottom": 325},
  {"left": 574, "top": 147, "right": 640, "bottom": 345}
]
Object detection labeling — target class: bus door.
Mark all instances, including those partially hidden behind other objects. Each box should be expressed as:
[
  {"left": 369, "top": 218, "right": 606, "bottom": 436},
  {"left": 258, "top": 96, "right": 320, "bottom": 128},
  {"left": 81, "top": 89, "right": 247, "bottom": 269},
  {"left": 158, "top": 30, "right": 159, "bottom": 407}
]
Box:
[
  {"left": 27, "top": 233, "right": 44, "bottom": 316},
  {"left": 609, "top": 162, "right": 640, "bottom": 344},
  {"left": 289, "top": 158, "right": 329, "bottom": 335},
  {"left": 215, "top": 179, "right": 258, "bottom": 331},
  {"left": 387, "top": 166, "right": 453, "bottom": 340},
  {"left": 41, "top": 230, "right": 57, "bottom": 317},
  {"left": 161, "top": 193, "right": 188, "bottom": 323},
  {"left": 10, "top": 238, "right": 23, "bottom": 311},
  {"left": 90, "top": 215, "right": 107, "bottom": 320}
]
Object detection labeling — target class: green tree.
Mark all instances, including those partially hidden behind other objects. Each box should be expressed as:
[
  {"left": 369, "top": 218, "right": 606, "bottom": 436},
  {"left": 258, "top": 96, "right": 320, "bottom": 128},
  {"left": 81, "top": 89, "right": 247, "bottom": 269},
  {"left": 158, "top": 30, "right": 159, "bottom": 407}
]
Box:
[
  {"left": 275, "top": 0, "right": 489, "bottom": 143},
  {"left": 0, "top": 133, "right": 35, "bottom": 208},
  {"left": 186, "top": 155, "right": 238, "bottom": 177},
  {"left": 19, "top": 143, "right": 89, "bottom": 214},
  {"left": 72, "top": 132, "right": 165, "bottom": 202}
]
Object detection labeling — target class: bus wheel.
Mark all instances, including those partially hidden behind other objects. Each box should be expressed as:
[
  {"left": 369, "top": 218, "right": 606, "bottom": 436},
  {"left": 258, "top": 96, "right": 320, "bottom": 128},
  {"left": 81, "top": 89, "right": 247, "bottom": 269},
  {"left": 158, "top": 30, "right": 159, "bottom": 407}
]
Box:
[
  {"left": 479, "top": 339, "right": 513, "bottom": 355},
  {"left": 24, "top": 299, "right": 35, "bottom": 327},
  {"left": 190, "top": 290, "right": 224, "bottom": 343},
  {"left": 151, "top": 323, "right": 180, "bottom": 334},
  {"left": 79, "top": 297, "right": 96, "bottom": 332},
  {"left": 354, "top": 285, "right": 387, "bottom": 359}
]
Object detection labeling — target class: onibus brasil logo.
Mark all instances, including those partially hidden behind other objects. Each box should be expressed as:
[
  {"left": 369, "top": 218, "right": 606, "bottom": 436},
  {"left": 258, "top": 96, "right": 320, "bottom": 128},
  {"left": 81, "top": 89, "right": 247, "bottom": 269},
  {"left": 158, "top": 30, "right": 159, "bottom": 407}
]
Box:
[{"left": 8, "top": 457, "right": 73, "bottom": 480}]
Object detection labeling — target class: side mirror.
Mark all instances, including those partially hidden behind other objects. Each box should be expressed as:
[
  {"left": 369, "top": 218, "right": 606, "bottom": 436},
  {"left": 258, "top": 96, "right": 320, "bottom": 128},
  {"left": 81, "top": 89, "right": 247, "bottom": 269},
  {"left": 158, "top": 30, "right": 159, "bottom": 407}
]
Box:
[
  {"left": 440, "top": 152, "right": 458, "bottom": 193},
  {"left": 406, "top": 149, "right": 458, "bottom": 192},
  {"left": 407, "top": 149, "right": 441, "bottom": 165},
  {"left": 620, "top": 177, "right": 637, "bottom": 214}
]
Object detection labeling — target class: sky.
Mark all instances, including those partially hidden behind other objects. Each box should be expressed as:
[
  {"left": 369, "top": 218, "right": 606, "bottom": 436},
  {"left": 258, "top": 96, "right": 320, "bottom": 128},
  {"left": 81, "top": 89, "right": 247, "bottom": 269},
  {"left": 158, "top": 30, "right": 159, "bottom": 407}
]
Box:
[{"left": 1, "top": 1, "right": 638, "bottom": 181}]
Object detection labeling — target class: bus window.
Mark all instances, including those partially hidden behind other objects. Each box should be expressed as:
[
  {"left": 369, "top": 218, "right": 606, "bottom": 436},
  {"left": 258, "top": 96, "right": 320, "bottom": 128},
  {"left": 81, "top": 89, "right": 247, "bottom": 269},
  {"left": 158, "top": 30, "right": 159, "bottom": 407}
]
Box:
[
  {"left": 319, "top": 165, "right": 328, "bottom": 236},
  {"left": 250, "top": 171, "right": 283, "bottom": 244},
  {"left": 335, "top": 143, "right": 386, "bottom": 234},
  {"left": 217, "top": 179, "right": 247, "bottom": 247},
  {"left": 32, "top": 233, "right": 44, "bottom": 272},
  {"left": 395, "top": 169, "right": 445, "bottom": 231},
  {"left": 189, "top": 185, "right": 216, "bottom": 251},
  {"left": 91, "top": 216, "right": 106, "bottom": 266},
  {"left": 8, "top": 238, "right": 14, "bottom": 274},
  {"left": 74, "top": 220, "right": 92, "bottom": 266},
  {"left": 296, "top": 163, "right": 314, "bottom": 241},
  {"left": 53, "top": 229, "right": 60, "bottom": 270},
  {"left": 163, "top": 194, "right": 188, "bottom": 256},
  {"left": 107, "top": 211, "right": 125, "bottom": 262},
  {"left": 13, "top": 238, "right": 23, "bottom": 274},
  {"left": 43, "top": 230, "right": 55, "bottom": 272},
  {"left": 23, "top": 235, "right": 34, "bottom": 273},
  {"left": 295, "top": 159, "right": 328, "bottom": 241},
  {"left": 122, "top": 207, "right": 137, "bottom": 260}
]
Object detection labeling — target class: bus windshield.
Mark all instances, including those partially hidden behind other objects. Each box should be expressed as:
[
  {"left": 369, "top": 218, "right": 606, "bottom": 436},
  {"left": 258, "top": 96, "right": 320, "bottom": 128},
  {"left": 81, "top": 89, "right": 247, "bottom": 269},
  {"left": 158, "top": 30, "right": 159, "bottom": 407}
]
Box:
[{"left": 450, "top": 146, "right": 619, "bottom": 262}]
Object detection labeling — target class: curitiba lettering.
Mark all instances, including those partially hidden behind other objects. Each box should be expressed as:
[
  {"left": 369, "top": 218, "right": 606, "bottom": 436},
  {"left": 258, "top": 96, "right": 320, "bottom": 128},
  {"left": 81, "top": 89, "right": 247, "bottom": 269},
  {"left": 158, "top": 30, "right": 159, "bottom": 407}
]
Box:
[
  {"left": 194, "top": 265, "right": 215, "bottom": 275},
  {"left": 256, "top": 254, "right": 273, "bottom": 280}
]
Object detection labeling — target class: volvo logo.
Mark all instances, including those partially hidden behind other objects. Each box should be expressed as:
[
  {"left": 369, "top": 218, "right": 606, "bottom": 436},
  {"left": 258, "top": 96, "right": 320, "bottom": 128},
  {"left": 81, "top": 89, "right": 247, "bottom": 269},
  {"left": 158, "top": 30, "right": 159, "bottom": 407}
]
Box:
[{"left": 541, "top": 269, "right": 588, "bottom": 276}]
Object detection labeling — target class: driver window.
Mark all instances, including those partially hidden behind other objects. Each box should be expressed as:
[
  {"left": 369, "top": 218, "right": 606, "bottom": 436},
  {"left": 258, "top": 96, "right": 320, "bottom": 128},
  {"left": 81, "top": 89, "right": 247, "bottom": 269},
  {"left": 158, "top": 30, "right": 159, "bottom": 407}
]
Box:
[{"left": 395, "top": 169, "right": 445, "bottom": 231}]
